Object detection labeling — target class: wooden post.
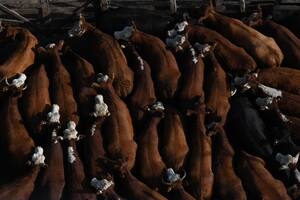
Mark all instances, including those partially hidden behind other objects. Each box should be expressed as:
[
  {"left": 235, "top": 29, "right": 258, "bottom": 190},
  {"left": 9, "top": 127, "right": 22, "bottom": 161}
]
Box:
[
  {"left": 39, "top": 0, "right": 51, "bottom": 21},
  {"left": 170, "top": 0, "right": 177, "bottom": 14}
]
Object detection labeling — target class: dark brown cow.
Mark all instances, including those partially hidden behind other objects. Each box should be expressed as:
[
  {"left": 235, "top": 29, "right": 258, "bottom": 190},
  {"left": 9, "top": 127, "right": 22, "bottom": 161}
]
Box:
[
  {"left": 246, "top": 10, "right": 300, "bottom": 67},
  {"left": 67, "top": 15, "right": 134, "bottom": 97},
  {"left": 0, "top": 166, "right": 40, "bottom": 200},
  {"left": 286, "top": 115, "right": 300, "bottom": 145},
  {"left": 184, "top": 105, "right": 214, "bottom": 199},
  {"left": 102, "top": 158, "right": 168, "bottom": 200},
  {"left": 20, "top": 64, "right": 51, "bottom": 142},
  {"left": 198, "top": 5, "right": 283, "bottom": 68},
  {"left": 185, "top": 24, "right": 257, "bottom": 74},
  {"left": 0, "top": 92, "right": 35, "bottom": 180},
  {"left": 63, "top": 121, "right": 97, "bottom": 200},
  {"left": 114, "top": 25, "right": 181, "bottom": 100},
  {"left": 160, "top": 106, "right": 189, "bottom": 171},
  {"left": 135, "top": 102, "right": 166, "bottom": 189},
  {"left": 121, "top": 43, "right": 156, "bottom": 122},
  {"left": 0, "top": 26, "right": 38, "bottom": 79},
  {"left": 257, "top": 67, "right": 300, "bottom": 96},
  {"left": 212, "top": 127, "right": 247, "bottom": 200},
  {"left": 236, "top": 151, "right": 291, "bottom": 200},
  {"left": 42, "top": 42, "right": 79, "bottom": 126},
  {"left": 203, "top": 51, "right": 231, "bottom": 128},
  {"left": 92, "top": 74, "right": 137, "bottom": 170},
  {"left": 166, "top": 32, "right": 205, "bottom": 114},
  {"left": 30, "top": 127, "right": 65, "bottom": 200}
]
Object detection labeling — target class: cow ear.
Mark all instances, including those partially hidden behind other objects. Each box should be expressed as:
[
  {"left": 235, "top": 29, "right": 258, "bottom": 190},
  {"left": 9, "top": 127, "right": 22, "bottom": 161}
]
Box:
[
  {"left": 57, "top": 40, "right": 65, "bottom": 51},
  {"left": 130, "top": 21, "right": 137, "bottom": 31}
]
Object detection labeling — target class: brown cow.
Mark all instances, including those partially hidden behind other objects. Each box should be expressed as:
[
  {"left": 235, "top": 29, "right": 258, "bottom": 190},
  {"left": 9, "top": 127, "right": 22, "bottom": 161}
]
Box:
[
  {"left": 236, "top": 151, "right": 291, "bottom": 200},
  {"left": 203, "top": 51, "right": 231, "bottom": 128},
  {"left": 114, "top": 25, "right": 181, "bottom": 100},
  {"left": 135, "top": 101, "right": 166, "bottom": 189},
  {"left": 159, "top": 106, "right": 189, "bottom": 171},
  {"left": 161, "top": 168, "right": 196, "bottom": 200},
  {"left": 0, "top": 92, "right": 35, "bottom": 180},
  {"left": 67, "top": 15, "right": 134, "bottom": 97},
  {"left": 246, "top": 9, "right": 300, "bottom": 67},
  {"left": 102, "top": 158, "right": 168, "bottom": 200},
  {"left": 165, "top": 31, "right": 205, "bottom": 115},
  {"left": 198, "top": 5, "right": 283, "bottom": 68},
  {"left": 184, "top": 24, "right": 256, "bottom": 74},
  {"left": 92, "top": 74, "right": 137, "bottom": 170},
  {"left": 184, "top": 105, "right": 214, "bottom": 199},
  {"left": 42, "top": 42, "right": 79, "bottom": 126},
  {"left": 20, "top": 64, "right": 51, "bottom": 142},
  {"left": 0, "top": 26, "right": 38, "bottom": 79},
  {"left": 212, "top": 127, "right": 247, "bottom": 200},
  {"left": 62, "top": 121, "right": 97, "bottom": 200},
  {"left": 121, "top": 42, "right": 157, "bottom": 123}
]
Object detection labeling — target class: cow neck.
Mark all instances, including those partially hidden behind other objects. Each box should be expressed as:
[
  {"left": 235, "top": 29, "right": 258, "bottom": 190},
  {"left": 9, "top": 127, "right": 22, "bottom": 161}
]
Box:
[
  {"left": 48, "top": 50, "right": 64, "bottom": 70},
  {"left": 130, "top": 30, "right": 146, "bottom": 46}
]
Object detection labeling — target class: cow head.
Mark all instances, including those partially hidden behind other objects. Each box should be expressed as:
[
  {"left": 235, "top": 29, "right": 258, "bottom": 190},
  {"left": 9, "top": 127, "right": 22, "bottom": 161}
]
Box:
[
  {"left": 166, "top": 34, "right": 188, "bottom": 52},
  {"left": 114, "top": 26, "right": 135, "bottom": 41},
  {"left": 161, "top": 168, "right": 186, "bottom": 192},
  {"left": 68, "top": 14, "right": 87, "bottom": 38},
  {"left": 27, "top": 146, "right": 47, "bottom": 167},
  {"left": 91, "top": 94, "right": 111, "bottom": 118},
  {"left": 100, "top": 157, "right": 129, "bottom": 178},
  {"left": 0, "top": 73, "right": 28, "bottom": 94},
  {"left": 63, "top": 121, "right": 84, "bottom": 141},
  {"left": 244, "top": 6, "right": 263, "bottom": 27},
  {"left": 194, "top": 42, "right": 216, "bottom": 58},
  {"left": 90, "top": 177, "right": 115, "bottom": 196},
  {"left": 232, "top": 73, "right": 259, "bottom": 93},
  {"left": 146, "top": 101, "right": 165, "bottom": 117}
]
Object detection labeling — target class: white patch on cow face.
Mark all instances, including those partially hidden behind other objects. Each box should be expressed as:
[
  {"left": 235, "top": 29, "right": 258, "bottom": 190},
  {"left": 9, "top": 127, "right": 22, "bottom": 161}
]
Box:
[
  {"left": 29, "top": 146, "right": 46, "bottom": 166},
  {"left": 255, "top": 97, "right": 273, "bottom": 110},
  {"left": 114, "top": 26, "right": 134, "bottom": 41},
  {"left": 149, "top": 101, "right": 165, "bottom": 112},
  {"left": 258, "top": 84, "right": 282, "bottom": 98},
  {"left": 194, "top": 43, "right": 212, "bottom": 58},
  {"left": 67, "top": 146, "right": 76, "bottom": 163},
  {"left": 10, "top": 73, "right": 26, "bottom": 88},
  {"left": 188, "top": 46, "right": 198, "bottom": 64},
  {"left": 280, "top": 113, "right": 289, "bottom": 123},
  {"left": 63, "top": 121, "right": 78, "bottom": 140},
  {"left": 68, "top": 19, "right": 86, "bottom": 38},
  {"left": 96, "top": 73, "right": 109, "bottom": 83},
  {"left": 166, "top": 34, "right": 186, "bottom": 50},
  {"left": 166, "top": 168, "right": 181, "bottom": 183},
  {"left": 92, "top": 94, "right": 110, "bottom": 117},
  {"left": 276, "top": 152, "right": 299, "bottom": 170},
  {"left": 167, "top": 21, "right": 188, "bottom": 37},
  {"left": 91, "top": 178, "right": 114, "bottom": 194},
  {"left": 47, "top": 104, "right": 60, "bottom": 123},
  {"left": 46, "top": 43, "right": 56, "bottom": 49},
  {"left": 137, "top": 56, "right": 144, "bottom": 70}
]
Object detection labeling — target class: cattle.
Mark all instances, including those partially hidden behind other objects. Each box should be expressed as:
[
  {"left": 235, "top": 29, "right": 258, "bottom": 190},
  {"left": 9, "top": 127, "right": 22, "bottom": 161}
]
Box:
[
  {"left": 0, "top": 26, "right": 38, "bottom": 79},
  {"left": 257, "top": 67, "right": 300, "bottom": 96},
  {"left": 161, "top": 168, "right": 196, "bottom": 200},
  {"left": 0, "top": 91, "right": 35, "bottom": 181},
  {"left": 203, "top": 51, "right": 231, "bottom": 129},
  {"left": 94, "top": 6, "right": 173, "bottom": 38},
  {"left": 212, "top": 126, "right": 247, "bottom": 199},
  {"left": 90, "top": 176, "right": 125, "bottom": 199},
  {"left": 286, "top": 115, "right": 300, "bottom": 145},
  {"left": 225, "top": 96, "right": 273, "bottom": 160},
  {"left": 20, "top": 64, "right": 51, "bottom": 142},
  {"left": 114, "top": 24, "right": 181, "bottom": 100},
  {"left": 121, "top": 42, "right": 157, "bottom": 123},
  {"left": 159, "top": 106, "right": 189, "bottom": 171},
  {"left": 41, "top": 42, "right": 79, "bottom": 126},
  {"left": 101, "top": 158, "right": 168, "bottom": 200},
  {"left": 165, "top": 30, "right": 205, "bottom": 115},
  {"left": 30, "top": 105, "right": 65, "bottom": 200},
  {"left": 135, "top": 101, "right": 166, "bottom": 189},
  {"left": 198, "top": 5, "right": 283, "bottom": 68},
  {"left": 246, "top": 9, "right": 300, "bottom": 68},
  {"left": 62, "top": 121, "right": 97, "bottom": 200},
  {"left": 67, "top": 15, "right": 134, "bottom": 97},
  {"left": 0, "top": 146, "right": 46, "bottom": 200},
  {"left": 184, "top": 24, "right": 257, "bottom": 74},
  {"left": 236, "top": 151, "right": 292, "bottom": 200},
  {"left": 92, "top": 73, "right": 137, "bottom": 170},
  {"left": 184, "top": 104, "right": 214, "bottom": 199}
]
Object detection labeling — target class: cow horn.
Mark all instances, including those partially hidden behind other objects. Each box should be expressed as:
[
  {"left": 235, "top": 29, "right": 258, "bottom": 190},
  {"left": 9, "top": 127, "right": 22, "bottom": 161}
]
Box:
[
  {"left": 22, "top": 85, "right": 28, "bottom": 91},
  {"left": 180, "top": 170, "right": 186, "bottom": 181},
  {"left": 4, "top": 77, "right": 10, "bottom": 86},
  {"left": 161, "top": 177, "right": 174, "bottom": 186}
]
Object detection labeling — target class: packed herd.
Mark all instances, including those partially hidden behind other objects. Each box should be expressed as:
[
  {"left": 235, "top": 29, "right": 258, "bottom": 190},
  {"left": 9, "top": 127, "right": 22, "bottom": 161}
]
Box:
[{"left": 1, "top": 4, "right": 300, "bottom": 200}]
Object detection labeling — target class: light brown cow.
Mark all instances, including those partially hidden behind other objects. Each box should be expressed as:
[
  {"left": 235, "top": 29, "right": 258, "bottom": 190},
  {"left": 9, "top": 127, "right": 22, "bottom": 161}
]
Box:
[
  {"left": 0, "top": 26, "right": 38, "bottom": 79},
  {"left": 42, "top": 42, "right": 79, "bottom": 126},
  {"left": 135, "top": 102, "right": 166, "bottom": 189},
  {"left": 198, "top": 5, "right": 283, "bottom": 68},
  {"left": 114, "top": 25, "right": 181, "bottom": 100},
  {"left": 92, "top": 74, "right": 137, "bottom": 170},
  {"left": 213, "top": 127, "right": 247, "bottom": 200},
  {"left": 184, "top": 105, "right": 214, "bottom": 199},
  {"left": 67, "top": 15, "right": 134, "bottom": 97},
  {"left": 20, "top": 64, "right": 51, "bottom": 142},
  {"left": 236, "top": 151, "right": 291, "bottom": 200},
  {"left": 160, "top": 106, "right": 189, "bottom": 171},
  {"left": 185, "top": 24, "right": 257, "bottom": 74}
]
